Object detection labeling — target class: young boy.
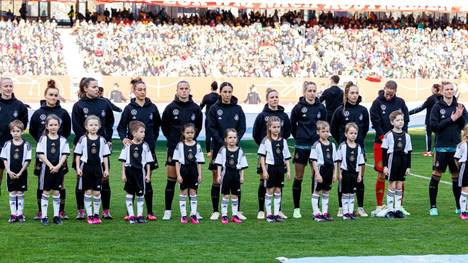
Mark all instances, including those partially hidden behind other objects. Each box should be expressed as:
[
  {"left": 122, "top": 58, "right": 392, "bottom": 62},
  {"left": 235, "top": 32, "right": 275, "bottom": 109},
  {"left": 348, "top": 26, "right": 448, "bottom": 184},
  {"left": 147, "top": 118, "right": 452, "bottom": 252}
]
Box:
[
  {"left": 119, "top": 121, "right": 154, "bottom": 224},
  {"left": 381, "top": 110, "right": 412, "bottom": 218},
  {"left": 309, "top": 121, "right": 338, "bottom": 222},
  {"left": 0, "top": 120, "right": 32, "bottom": 223}
]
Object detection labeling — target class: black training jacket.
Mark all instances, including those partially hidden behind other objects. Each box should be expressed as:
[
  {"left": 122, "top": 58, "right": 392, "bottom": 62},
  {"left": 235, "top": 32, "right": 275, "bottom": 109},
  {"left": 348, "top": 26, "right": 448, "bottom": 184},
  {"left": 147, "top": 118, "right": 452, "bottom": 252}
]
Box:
[
  {"left": 252, "top": 104, "right": 291, "bottom": 146},
  {"left": 290, "top": 97, "right": 327, "bottom": 146},
  {"left": 0, "top": 94, "right": 29, "bottom": 148},
  {"left": 430, "top": 97, "right": 467, "bottom": 148},
  {"left": 207, "top": 96, "right": 246, "bottom": 147},
  {"left": 331, "top": 96, "right": 369, "bottom": 148},
  {"left": 30, "top": 100, "right": 71, "bottom": 142}
]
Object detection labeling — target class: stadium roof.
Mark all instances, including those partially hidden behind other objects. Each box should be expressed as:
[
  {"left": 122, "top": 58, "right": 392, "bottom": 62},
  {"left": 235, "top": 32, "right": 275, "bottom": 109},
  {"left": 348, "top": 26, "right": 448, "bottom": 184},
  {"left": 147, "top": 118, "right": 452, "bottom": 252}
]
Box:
[{"left": 94, "top": 0, "right": 468, "bottom": 13}]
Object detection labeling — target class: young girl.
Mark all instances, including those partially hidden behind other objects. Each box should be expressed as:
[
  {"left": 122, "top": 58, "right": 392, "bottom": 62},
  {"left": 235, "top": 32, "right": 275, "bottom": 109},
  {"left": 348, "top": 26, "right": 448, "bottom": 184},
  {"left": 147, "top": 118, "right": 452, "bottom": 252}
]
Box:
[
  {"left": 336, "top": 123, "right": 365, "bottom": 220},
  {"left": 258, "top": 116, "right": 291, "bottom": 223},
  {"left": 310, "top": 121, "right": 338, "bottom": 222},
  {"left": 173, "top": 123, "right": 205, "bottom": 224},
  {"left": 119, "top": 121, "right": 154, "bottom": 224},
  {"left": 36, "top": 115, "right": 70, "bottom": 225},
  {"left": 215, "top": 128, "right": 248, "bottom": 224},
  {"left": 382, "top": 110, "right": 412, "bottom": 219},
  {"left": 0, "top": 120, "right": 32, "bottom": 223},
  {"left": 75, "top": 115, "right": 111, "bottom": 224},
  {"left": 455, "top": 124, "right": 468, "bottom": 220}
]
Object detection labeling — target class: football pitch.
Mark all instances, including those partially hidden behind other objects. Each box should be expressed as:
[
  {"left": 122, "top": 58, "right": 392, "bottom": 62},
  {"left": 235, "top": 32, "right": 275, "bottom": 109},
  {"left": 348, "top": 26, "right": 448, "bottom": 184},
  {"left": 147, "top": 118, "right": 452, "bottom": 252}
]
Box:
[{"left": 0, "top": 129, "right": 467, "bottom": 262}]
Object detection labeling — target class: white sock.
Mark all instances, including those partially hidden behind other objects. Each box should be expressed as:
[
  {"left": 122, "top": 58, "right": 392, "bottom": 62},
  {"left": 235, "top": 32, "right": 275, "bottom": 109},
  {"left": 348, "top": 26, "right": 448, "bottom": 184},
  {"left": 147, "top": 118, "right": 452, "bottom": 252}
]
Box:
[
  {"left": 137, "top": 195, "right": 144, "bottom": 217},
  {"left": 342, "top": 194, "right": 349, "bottom": 215},
  {"left": 387, "top": 190, "right": 395, "bottom": 211},
  {"left": 9, "top": 193, "right": 16, "bottom": 216},
  {"left": 17, "top": 193, "right": 24, "bottom": 216},
  {"left": 265, "top": 193, "right": 272, "bottom": 216},
  {"left": 273, "top": 192, "right": 281, "bottom": 216},
  {"left": 126, "top": 194, "right": 134, "bottom": 217},
  {"left": 312, "top": 194, "right": 320, "bottom": 215},
  {"left": 322, "top": 192, "right": 329, "bottom": 214},
  {"left": 460, "top": 192, "right": 468, "bottom": 213},
  {"left": 84, "top": 194, "right": 93, "bottom": 216},
  {"left": 92, "top": 194, "right": 101, "bottom": 216},
  {"left": 349, "top": 194, "right": 355, "bottom": 214},
  {"left": 41, "top": 193, "right": 49, "bottom": 218},
  {"left": 179, "top": 195, "right": 187, "bottom": 217},
  {"left": 395, "top": 190, "right": 402, "bottom": 211},
  {"left": 221, "top": 197, "right": 229, "bottom": 217},
  {"left": 190, "top": 195, "right": 197, "bottom": 216},
  {"left": 52, "top": 194, "right": 60, "bottom": 217},
  {"left": 232, "top": 198, "right": 239, "bottom": 216}
]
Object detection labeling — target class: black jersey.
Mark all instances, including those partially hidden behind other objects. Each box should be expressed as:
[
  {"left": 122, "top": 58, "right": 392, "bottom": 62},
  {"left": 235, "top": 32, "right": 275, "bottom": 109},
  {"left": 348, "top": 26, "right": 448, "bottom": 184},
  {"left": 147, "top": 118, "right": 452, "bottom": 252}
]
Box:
[
  {"left": 290, "top": 97, "right": 327, "bottom": 146},
  {"left": 252, "top": 104, "right": 291, "bottom": 145},
  {"left": 29, "top": 100, "right": 71, "bottom": 142},
  {"left": 0, "top": 95, "right": 29, "bottom": 148}
]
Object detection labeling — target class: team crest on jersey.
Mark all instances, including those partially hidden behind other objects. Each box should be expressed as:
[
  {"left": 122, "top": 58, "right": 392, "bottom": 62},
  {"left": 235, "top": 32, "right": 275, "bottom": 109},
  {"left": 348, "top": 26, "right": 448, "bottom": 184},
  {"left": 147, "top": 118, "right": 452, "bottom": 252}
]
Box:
[
  {"left": 229, "top": 158, "right": 235, "bottom": 166},
  {"left": 381, "top": 105, "right": 386, "bottom": 111},
  {"left": 326, "top": 152, "right": 331, "bottom": 159},
  {"left": 359, "top": 114, "right": 363, "bottom": 121},
  {"left": 191, "top": 114, "right": 195, "bottom": 121},
  {"left": 83, "top": 108, "right": 89, "bottom": 114},
  {"left": 275, "top": 145, "right": 281, "bottom": 154},
  {"left": 91, "top": 143, "right": 97, "bottom": 154},
  {"left": 264, "top": 116, "right": 269, "bottom": 122},
  {"left": 349, "top": 154, "right": 355, "bottom": 162},
  {"left": 173, "top": 109, "right": 179, "bottom": 116},
  {"left": 187, "top": 152, "right": 194, "bottom": 160},
  {"left": 217, "top": 109, "right": 223, "bottom": 116},
  {"left": 13, "top": 110, "right": 18, "bottom": 118},
  {"left": 301, "top": 107, "right": 308, "bottom": 113},
  {"left": 40, "top": 114, "right": 47, "bottom": 121},
  {"left": 133, "top": 147, "right": 139, "bottom": 158},
  {"left": 317, "top": 112, "right": 321, "bottom": 119},
  {"left": 344, "top": 111, "right": 350, "bottom": 117},
  {"left": 13, "top": 149, "right": 19, "bottom": 160},
  {"left": 397, "top": 142, "right": 403, "bottom": 148},
  {"left": 131, "top": 109, "right": 138, "bottom": 119},
  {"left": 101, "top": 110, "right": 106, "bottom": 117},
  {"left": 234, "top": 114, "right": 239, "bottom": 121},
  {"left": 149, "top": 113, "right": 153, "bottom": 120},
  {"left": 51, "top": 142, "right": 56, "bottom": 154}
]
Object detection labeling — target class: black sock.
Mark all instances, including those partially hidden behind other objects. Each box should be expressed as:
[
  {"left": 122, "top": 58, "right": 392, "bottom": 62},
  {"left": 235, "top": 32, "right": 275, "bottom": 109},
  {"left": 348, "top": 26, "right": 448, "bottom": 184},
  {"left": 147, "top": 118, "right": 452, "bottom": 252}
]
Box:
[
  {"left": 356, "top": 181, "right": 365, "bottom": 207},
  {"left": 338, "top": 189, "right": 343, "bottom": 208},
  {"left": 453, "top": 179, "right": 461, "bottom": 210},
  {"left": 145, "top": 182, "right": 154, "bottom": 215},
  {"left": 101, "top": 181, "right": 111, "bottom": 210},
  {"left": 37, "top": 189, "right": 42, "bottom": 212},
  {"left": 292, "top": 179, "right": 302, "bottom": 209},
  {"left": 75, "top": 179, "right": 84, "bottom": 210},
  {"left": 59, "top": 188, "right": 66, "bottom": 212},
  {"left": 258, "top": 181, "right": 266, "bottom": 212},
  {"left": 211, "top": 185, "right": 220, "bottom": 212},
  {"left": 429, "top": 176, "right": 440, "bottom": 209},
  {"left": 165, "top": 180, "right": 176, "bottom": 210},
  {"left": 237, "top": 190, "right": 241, "bottom": 211}
]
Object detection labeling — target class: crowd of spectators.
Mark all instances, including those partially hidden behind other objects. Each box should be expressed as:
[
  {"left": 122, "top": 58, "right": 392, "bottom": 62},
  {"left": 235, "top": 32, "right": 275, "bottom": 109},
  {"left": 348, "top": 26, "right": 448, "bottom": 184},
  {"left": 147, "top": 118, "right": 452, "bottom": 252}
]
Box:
[
  {"left": 0, "top": 19, "right": 66, "bottom": 75},
  {"left": 76, "top": 18, "right": 468, "bottom": 78}
]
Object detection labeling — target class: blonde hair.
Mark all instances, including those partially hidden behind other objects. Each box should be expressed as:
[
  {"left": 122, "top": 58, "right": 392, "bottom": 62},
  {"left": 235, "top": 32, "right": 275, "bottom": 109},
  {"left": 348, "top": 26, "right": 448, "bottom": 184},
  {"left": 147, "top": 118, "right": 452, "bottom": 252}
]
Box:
[
  {"left": 84, "top": 115, "right": 101, "bottom": 132},
  {"left": 389, "top": 110, "right": 404, "bottom": 123},
  {"left": 9, "top": 120, "right": 24, "bottom": 131},
  {"left": 316, "top": 120, "right": 330, "bottom": 131},
  {"left": 462, "top": 124, "right": 468, "bottom": 143},
  {"left": 302, "top": 81, "right": 316, "bottom": 93},
  {"left": 345, "top": 122, "right": 358, "bottom": 134},
  {"left": 129, "top": 120, "right": 145, "bottom": 135}
]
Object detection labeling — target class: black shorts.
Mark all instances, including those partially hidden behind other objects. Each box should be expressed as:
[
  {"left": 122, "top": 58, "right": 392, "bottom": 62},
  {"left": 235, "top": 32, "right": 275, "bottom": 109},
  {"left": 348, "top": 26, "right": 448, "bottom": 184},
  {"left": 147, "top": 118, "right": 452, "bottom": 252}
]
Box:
[
  {"left": 40, "top": 165, "right": 64, "bottom": 191},
  {"left": 341, "top": 170, "right": 358, "bottom": 194},
  {"left": 124, "top": 167, "right": 145, "bottom": 196},
  {"left": 209, "top": 144, "right": 222, "bottom": 171},
  {"left": 434, "top": 151, "right": 458, "bottom": 174},
  {"left": 221, "top": 170, "right": 241, "bottom": 195},
  {"left": 293, "top": 148, "right": 311, "bottom": 165},
  {"left": 180, "top": 164, "right": 199, "bottom": 190},
  {"left": 265, "top": 164, "right": 285, "bottom": 189},
  {"left": 7, "top": 171, "right": 27, "bottom": 192},
  {"left": 79, "top": 162, "right": 103, "bottom": 191},
  {"left": 166, "top": 147, "right": 176, "bottom": 166},
  {"left": 0, "top": 147, "right": 4, "bottom": 169},
  {"left": 313, "top": 165, "right": 334, "bottom": 192},
  {"left": 388, "top": 153, "right": 408, "bottom": 182},
  {"left": 458, "top": 163, "right": 468, "bottom": 187}
]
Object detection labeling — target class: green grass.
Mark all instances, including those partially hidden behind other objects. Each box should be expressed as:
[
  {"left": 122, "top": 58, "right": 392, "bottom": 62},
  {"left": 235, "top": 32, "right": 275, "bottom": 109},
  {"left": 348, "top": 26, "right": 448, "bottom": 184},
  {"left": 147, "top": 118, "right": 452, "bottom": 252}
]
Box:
[{"left": 0, "top": 129, "right": 467, "bottom": 262}]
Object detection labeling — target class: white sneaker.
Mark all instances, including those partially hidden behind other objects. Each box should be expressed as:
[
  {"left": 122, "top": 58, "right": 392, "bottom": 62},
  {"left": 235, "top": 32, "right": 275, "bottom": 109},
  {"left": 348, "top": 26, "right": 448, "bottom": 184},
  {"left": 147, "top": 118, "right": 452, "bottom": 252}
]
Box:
[
  {"left": 196, "top": 212, "right": 203, "bottom": 220},
  {"left": 257, "top": 211, "right": 265, "bottom": 220},
  {"left": 337, "top": 207, "right": 343, "bottom": 217},
  {"left": 376, "top": 208, "right": 389, "bottom": 218},
  {"left": 336, "top": 207, "right": 343, "bottom": 217},
  {"left": 293, "top": 208, "right": 302, "bottom": 218},
  {"left": 279, "top": 211, "right": 288, "bottom": 219},
  {"left": 371, "top": 206, "right": 383, "bottom": 217},
  {"left": 357, "top": 207, "right": 368, "bottom": 217},
  {"left": 162, "top": 210, "right": 172, "bottom": 220},
  {"left": 210, "top": 212, "right": 220, "bottom": 220},
  {"left": 237, "top": 212, "right": 247, "bottom": 220},
  {"left": 400, "top": 206, "right": 411, "bottom": 216}
]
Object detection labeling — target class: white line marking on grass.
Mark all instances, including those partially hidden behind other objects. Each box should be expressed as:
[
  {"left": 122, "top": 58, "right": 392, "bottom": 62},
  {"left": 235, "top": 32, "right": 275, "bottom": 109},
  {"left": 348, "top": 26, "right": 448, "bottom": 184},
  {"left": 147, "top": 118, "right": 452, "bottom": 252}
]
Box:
[{"left": 364, "top": 164, "right": 451, "bottom": 186}]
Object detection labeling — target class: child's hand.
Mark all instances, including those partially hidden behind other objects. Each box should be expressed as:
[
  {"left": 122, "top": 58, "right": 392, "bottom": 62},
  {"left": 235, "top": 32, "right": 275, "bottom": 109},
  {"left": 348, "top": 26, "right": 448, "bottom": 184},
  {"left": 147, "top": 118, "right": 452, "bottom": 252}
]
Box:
[
  {"left": 263, "top": 171, "right": 269, "bottom": 180},
  {"left": 76, "top": 168, "right": 82, "bottom": 177},
  {"left": 406, "top": 168, "right": 411, "bottom": 176},
  {"left": 7, "top": 171, "right": 15, "bottom": 179},
  {"left": 240, "top": 175, "right": 244, "bottom": 184},
  {"left": 177, "top": 175, "right": 183, "bottom": 184},
  {"left": 198, "top": 175, "right": 202, "bottom": 184},
  {"left": 103, "top": 170, "right": 109, "bottom": 178},
  {"left": 121, "top": 175, "right": 126, "bottom": 183},
  {"left": 286, "top": 171, "right": 291, "bottom": 180},
  {"left": 357, "top": 175, "right": 362, "bottom": 183},
  {"left": 316, "top": 173, "right": 323, "bottom": 183},
  {"left": 122, "top": 138, "right": 132, "bottom": 146},
  {"left": 217, "top": 176, "right": 221, "bottom": 185},
  {"left": 51, "top": 166, "right": 60, "bottom": 174},
  {"left": 339, "top": 172, "right": 342, "bottom": 181},
  {"left": 383, "top": 167, "right": 389, "bottom": 176},
  {"left": 145, "top": 175, "right": 151, "bottom": 183},
  {"left": 332, "top": 174, "right": 337, "bottom": 183}
]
